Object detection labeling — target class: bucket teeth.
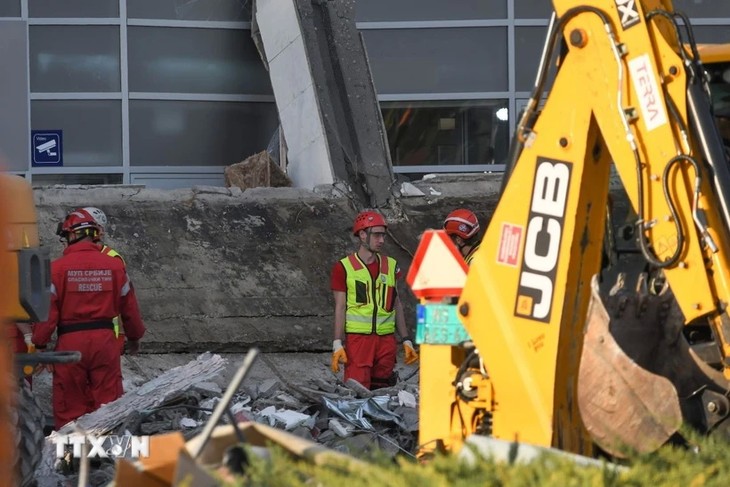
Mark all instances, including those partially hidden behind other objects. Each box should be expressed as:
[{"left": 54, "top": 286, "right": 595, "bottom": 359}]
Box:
[{"left": 579, "top": 273, "right": 730, "bottom": 457}]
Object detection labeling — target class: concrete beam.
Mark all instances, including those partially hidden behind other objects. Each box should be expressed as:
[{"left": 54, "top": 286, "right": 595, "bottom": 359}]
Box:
[{"left": 253, "top": 0, "right": 396, "bottom": 208}]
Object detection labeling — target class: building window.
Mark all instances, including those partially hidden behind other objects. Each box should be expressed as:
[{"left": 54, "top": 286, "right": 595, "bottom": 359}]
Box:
[
  {"left": 363, "top": 28, "right": 508, "bottom": 94},
  {"left": 691, "top": 26, "right": 730, "bottom": 45},
  {"left": 29, "top": 0, "right": 119, "bottom": 18},
  {"left": 0, "top": 0, "right": 20, "bottom": 17},
  {"left": 127, "top": 0, "right": 251, "bottom": 21},
  {"left": 673, "top": 0, "right": 730, "bottom": 18},
  {"left": 381, "top": 100, "right": 509, "bottom": 168},
  {"left": 515, "top": 26, "right": 549, "bottom": 92},
  {"left": 128, "top": 27, "right": 271, "bottom": 95},
  {"left": 29, "top": 25, "right": 121, "bottom": 92},
  {"left": 31, "top": 100, "right": 122, "bottom": 167},
  {"left": 514, "top": 0, "right": 553, "bottom": 19},
  {"left": 129, "top": 100, "right": 278, "bottom": 166},
  {"left": 355, "top": 0, "right": 506, "bottom": 22}
]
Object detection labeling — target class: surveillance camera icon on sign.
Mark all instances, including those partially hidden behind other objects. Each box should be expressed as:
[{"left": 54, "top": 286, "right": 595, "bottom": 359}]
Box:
[{"left": 31, "top": 130, "right": 63, "bottom": 166}]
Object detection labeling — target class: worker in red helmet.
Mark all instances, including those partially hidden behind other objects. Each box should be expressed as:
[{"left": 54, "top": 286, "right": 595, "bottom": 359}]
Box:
[
  {"left": 330, "top": 210, "right": 419, "bottom": 390},
  {"left": 32, "top": 208, "right": 146, "bottom": 430},
  {"left": 83, "top": 206, "right": 128, "bottom": 356},
  {"left": 443, "top": 208, "right": 482, "bottom": 266}
]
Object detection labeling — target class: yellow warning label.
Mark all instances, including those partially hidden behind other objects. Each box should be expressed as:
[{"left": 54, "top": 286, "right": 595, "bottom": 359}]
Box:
[{"left": 516, "top": 295, "right": 533, "bottom": 316}]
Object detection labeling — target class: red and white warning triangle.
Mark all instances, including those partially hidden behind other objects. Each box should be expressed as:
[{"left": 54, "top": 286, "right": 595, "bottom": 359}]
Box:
[{"left": 407, "top": 229, "right": 469, "bottom": 299}]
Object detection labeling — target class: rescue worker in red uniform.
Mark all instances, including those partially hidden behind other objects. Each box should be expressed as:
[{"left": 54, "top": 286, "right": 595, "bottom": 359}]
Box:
[
  {"left": 83, "top": 206, "right": 127, "bottom": 355},
  {"left": 443, "top": 208, "right": 482, "bottom": 266},
  {"left": 330, "top": 210, "right": 418, "bottom": 389},
  {"left": 32, "top": 208, "right": 146, "bottom": 430}
]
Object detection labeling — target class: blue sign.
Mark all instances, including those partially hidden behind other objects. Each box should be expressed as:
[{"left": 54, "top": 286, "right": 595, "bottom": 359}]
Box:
[{"left": 31, "top": 130, "right": 63, "bottom": 167}]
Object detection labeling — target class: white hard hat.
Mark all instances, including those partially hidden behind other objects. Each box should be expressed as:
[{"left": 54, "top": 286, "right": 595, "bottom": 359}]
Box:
[{"left": 82, "top": 207, "right": 108, "bottom": 229}]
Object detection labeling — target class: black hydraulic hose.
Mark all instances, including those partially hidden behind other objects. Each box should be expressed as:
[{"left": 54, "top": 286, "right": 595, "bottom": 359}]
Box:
[
  {"left": 645, "top": 10, "right": 694, "bottom": 68},
  {"left": 501, "top": 6, "right": 615, "bottom": 198}
]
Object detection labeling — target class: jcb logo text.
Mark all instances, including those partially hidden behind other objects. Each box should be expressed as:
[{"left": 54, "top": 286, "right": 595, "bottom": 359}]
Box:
[{"left": 515, "top": 159, "right": 571, "bottom": 322}]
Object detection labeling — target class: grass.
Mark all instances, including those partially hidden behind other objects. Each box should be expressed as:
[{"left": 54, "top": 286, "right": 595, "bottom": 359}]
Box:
[{"left": 216, "top": 430, "right": 730, "bottom": 487}]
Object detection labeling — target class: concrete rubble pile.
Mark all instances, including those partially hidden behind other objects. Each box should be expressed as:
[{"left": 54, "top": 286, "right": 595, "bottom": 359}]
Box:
[
  {"left": 115, "top": 375, "right": 420, "bottom": 458},
  {"left": 38, "top": 355, "right": 420, "bottom": 486}
]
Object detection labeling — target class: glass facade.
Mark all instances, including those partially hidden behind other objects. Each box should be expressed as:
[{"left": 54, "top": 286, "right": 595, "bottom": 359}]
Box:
[
  {"left": 0, "top": 0, "right": 729, "bottom": 186},
  {"left": 381, "top": 100, "right": 510, "bottom": 170}
]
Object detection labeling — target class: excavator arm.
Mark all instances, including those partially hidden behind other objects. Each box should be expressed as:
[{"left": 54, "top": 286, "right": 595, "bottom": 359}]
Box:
[{"left": 414, "top": 0, "right": 730, "bottom": 457}]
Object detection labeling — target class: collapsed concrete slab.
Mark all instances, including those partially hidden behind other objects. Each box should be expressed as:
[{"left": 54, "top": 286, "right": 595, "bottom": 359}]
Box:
[
  {"left": 33, "top": 175, "right": 502, "bottom": 353},
  {"left": 252, "top": 0, "right": 396, "bottom": 207}
]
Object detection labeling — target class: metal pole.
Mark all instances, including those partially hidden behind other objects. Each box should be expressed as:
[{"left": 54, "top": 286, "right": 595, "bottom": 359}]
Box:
[{"left": 190, "top": 348, "right": 259, "bottom": 460}]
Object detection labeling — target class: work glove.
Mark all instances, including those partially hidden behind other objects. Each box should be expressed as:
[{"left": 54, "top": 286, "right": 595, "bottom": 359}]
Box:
[
  {"left": 23, "top": 334, "right": 36, "bottom": 376},
  {"left": 403, "top": 340, "right": 419, "bottom": 365},
  {"left": 331, "top": 339, "right": 348, "bottom": 373},
  {"left": 127, "top": 340, "right": 141, "bottom": 356}
]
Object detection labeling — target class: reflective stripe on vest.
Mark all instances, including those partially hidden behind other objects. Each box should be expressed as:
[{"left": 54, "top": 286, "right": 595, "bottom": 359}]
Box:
[
  {"left": 101, "top": 245, "right": 126, "bottom": 266},
  {"left": 101, "top": 245, "right": 125, "bottom": 337},
  {"left": 340, "top": 253, "right": 397, "bottom": 335}
]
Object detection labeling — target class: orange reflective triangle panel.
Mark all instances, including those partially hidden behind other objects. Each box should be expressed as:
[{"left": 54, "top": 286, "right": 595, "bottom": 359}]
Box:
[{"left": 407, "top": 229, "right": 468, "bottom": 299}]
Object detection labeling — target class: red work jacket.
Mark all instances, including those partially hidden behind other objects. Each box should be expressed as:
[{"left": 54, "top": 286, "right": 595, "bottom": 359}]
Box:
[{"left": 32, "top": 241, "right": 146, "bottom": 347}]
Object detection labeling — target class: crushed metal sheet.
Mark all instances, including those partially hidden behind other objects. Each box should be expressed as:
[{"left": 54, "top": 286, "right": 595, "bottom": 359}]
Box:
[{"left": 323, "top": 396, "right": 408, "bottom": 430}]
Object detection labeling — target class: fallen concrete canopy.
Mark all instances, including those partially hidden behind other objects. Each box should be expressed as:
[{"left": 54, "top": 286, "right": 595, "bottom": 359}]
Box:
[
  {"left": 32, "top": 175, "right": 503, "bottom": 354},
  {"left": 252, "top": 0, "right": 396, "bottom": 207}
]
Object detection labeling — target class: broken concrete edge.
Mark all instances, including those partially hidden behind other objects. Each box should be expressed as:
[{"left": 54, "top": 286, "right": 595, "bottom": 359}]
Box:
[
  {"left": 32, "top": 174, "right": 503, "bottom": 214},
  {"left": 31, "top": 174, "right": 503, "bottom": 354}
]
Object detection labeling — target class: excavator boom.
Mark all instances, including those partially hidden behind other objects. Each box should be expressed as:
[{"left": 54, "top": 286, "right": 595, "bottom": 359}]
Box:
[{"left": 414, "top": 0, "right": 730, "bottom": 457}]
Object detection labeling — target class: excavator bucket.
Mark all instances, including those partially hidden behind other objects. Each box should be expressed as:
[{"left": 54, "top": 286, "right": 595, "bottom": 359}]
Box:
[{"left": 578, "top": 274, "right": 730, "bottom": 457}]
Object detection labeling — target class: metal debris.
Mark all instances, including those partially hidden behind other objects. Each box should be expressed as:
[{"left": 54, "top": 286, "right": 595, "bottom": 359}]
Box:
[{"left": 36, "top": 354, "right": 420, "bottom": 485}]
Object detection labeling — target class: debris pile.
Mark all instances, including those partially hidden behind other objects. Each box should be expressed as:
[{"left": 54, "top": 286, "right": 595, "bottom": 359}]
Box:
[
  {"left": 35, "top": 353, "right": 420, "bottom": 486},
  {"left": 124, "top": 375, "right": 419, "bottom": 458}
]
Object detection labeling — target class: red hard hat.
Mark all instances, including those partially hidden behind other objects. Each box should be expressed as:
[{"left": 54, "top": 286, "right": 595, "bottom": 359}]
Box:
[
  {"left": 353, "top": 210, "right": 387, "bottom": 235},
  {"left": 60, "top": 208, "right": 100, "bottom": 235},
  {"left": 443, "top": 208, "right": 480, "bottom": 240}
]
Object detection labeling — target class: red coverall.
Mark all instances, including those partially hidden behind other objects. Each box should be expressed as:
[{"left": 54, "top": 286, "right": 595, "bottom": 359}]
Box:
[
  {"left": 330, "top": 259, "right": 400, "bottom": 389},
  {"left": 32, "top": 241, "right": 146, "bottom": 430}
]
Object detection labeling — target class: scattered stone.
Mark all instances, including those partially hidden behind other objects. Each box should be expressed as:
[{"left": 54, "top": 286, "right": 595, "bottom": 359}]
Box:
[
  {"left": 257, "top": 378, "right": 281, "bottom": 398},
  {"left": 224, "top": 151, "right": 292, "bottom": 190},
  {"left": 180, "top": 417, "right": 199, "bottom": 428},
  {"left": 328, "top": 418, "right": 353, "bottom": 438},
  {"left": 193, "top": 381, "right": 223, "bottom": 397},
  {"left": 400, "top": 181, "right": 425, "bottom": 197},
  {"left": 345, "top": 378, "right": 373, "bottom": 398},
  {"left": 37, "top": 352, "right": 421, "bottom": 485},
  {"left": 313, "top": 377, "right": 337, "bottom": 393},
  {"left": 397, "top": 390, "right": 417, "bottom": 408}
]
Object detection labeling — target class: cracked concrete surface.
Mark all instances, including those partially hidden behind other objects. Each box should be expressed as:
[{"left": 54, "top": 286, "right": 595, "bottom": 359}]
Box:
[{"left": 33, "top": 175, "right": 502, "bottom": 353}]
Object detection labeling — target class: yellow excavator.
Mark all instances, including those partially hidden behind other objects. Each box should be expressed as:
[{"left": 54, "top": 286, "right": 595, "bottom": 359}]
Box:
[
  {"left": 412, "top": 0, "right": 730, "bottom": 458},
  {"left": 0, "top": 172, "right": 55, "bottom": 487}
]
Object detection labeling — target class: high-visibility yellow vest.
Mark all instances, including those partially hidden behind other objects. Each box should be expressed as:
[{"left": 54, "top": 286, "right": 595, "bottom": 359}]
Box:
[
  {"left": 340, "top": 253, "right": 397, "bottom": 335},
  {"left": 101, "top": 244, "right": 125, "bottom": 338}
]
